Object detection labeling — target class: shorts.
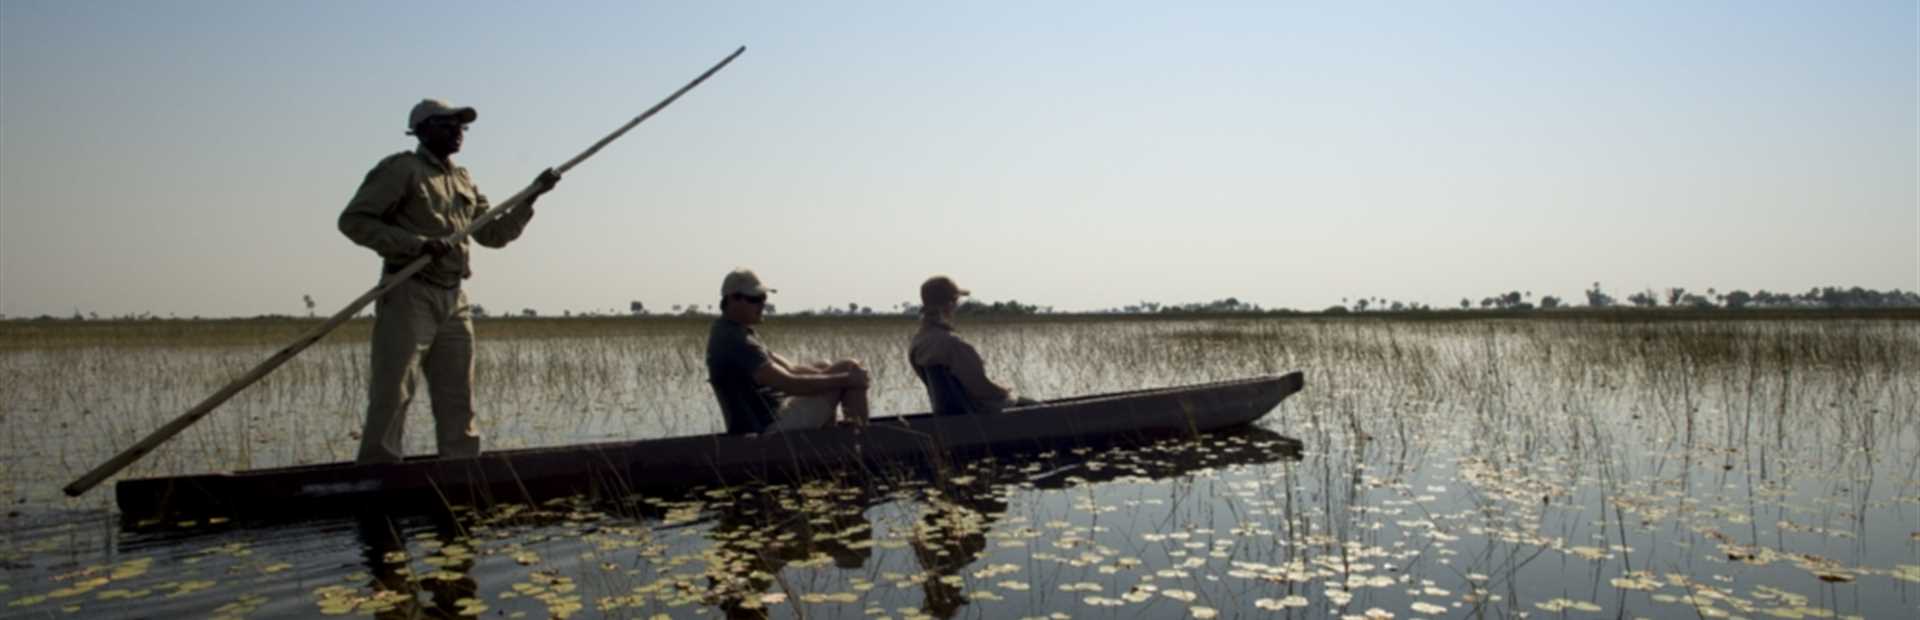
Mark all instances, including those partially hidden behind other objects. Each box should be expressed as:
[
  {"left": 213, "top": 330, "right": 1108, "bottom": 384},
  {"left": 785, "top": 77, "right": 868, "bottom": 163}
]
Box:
[{"left": 767, "top": 393, "right": 839, "bottom": 432}]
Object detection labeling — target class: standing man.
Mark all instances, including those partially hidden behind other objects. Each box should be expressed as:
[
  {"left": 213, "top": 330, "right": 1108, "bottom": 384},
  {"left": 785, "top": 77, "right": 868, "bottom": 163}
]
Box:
[
  {"left": 910, "top": 275, "right": 1038, "bottom": 415},
  {"left": 706, "top": 268, "right": 872, "bottom": 434},
  {"left": 339, "top": 98, "right": 560, "bottom": 463}
]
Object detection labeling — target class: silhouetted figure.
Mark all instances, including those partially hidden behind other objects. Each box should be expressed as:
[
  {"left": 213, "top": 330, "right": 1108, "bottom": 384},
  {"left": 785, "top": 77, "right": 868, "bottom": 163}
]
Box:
[
  {"left": 909, "top": 275, "right": 1037, "bottom": 416},
  {"left": 339, "top": 98, "right": 560, "bottom": 463}
]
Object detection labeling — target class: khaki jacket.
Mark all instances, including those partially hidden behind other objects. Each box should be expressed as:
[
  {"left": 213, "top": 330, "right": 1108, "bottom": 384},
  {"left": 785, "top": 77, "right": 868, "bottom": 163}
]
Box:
[
  {"left": 339, "top": 147, "right": 534, "bottom": 287},
  {"left": 909, "top": 315, "right": 1013, "bottom": 411}
]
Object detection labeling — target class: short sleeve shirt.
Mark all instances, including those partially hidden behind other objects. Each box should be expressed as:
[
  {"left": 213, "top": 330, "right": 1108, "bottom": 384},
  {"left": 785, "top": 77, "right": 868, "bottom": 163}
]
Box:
[{"left": 706, "top": 319, "right": 785, "bottom": 433}]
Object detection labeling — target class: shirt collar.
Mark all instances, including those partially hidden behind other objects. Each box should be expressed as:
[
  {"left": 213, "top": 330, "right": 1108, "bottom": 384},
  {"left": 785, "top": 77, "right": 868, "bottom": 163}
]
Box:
[
  {"left": 721, "top": 317, "right": 756, "bottom": 335},
  {"left": 414, "top": 146, "right": 453, "bottom": 172},
  {"left": 920, "top": 313, "right": 954, "bottom": 331}
]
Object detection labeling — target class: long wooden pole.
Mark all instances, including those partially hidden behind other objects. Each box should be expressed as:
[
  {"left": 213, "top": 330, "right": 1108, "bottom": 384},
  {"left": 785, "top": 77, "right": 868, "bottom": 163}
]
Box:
[{"left": 64, "top": 45, "right": 748, "bottom": 497}]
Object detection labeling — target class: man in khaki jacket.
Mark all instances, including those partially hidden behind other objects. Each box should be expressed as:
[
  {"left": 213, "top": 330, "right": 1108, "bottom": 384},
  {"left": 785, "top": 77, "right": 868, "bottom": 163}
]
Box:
[
  {"left": 909, "top": 275, "right": 1037, "bottom": 415},
  {"left": 339, "top": 98, "right": 559, "bottom": 463}
]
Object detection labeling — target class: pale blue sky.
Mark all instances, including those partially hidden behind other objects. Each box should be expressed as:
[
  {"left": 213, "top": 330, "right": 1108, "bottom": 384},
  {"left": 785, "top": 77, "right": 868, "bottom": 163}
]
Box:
[{"left": 1, "top": 1, "right": 1913, "bottom": 317}]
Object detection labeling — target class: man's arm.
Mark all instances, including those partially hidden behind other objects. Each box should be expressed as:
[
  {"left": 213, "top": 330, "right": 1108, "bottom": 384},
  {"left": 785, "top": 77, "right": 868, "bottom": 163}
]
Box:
[
  {"left": 471, "top": 169, "right": 556, "bottom": 248},
  {"left": 753, "top": 360, "right": 868, "bottom": 396},
  {"left": 339, "top": 157, "right": 429, "bottom": 256}
]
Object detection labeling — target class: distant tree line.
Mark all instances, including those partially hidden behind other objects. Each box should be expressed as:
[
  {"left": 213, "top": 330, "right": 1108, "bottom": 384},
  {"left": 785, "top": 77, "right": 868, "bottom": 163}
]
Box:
[
  {"left": 11, "top": 284, "right": 1916, "bottom": 323},
  {"left": 1580, "top": 284, "right": 1920, "bottom": 310},
  {"left": 1112, "top": 298, "right": 1265, "bottom": 314},
  {"left": 958, "top": 299, "right": 1048, "bottom": 316},
  {"left": 1324, "top": 284, "right": 1919, "bottom": 314},
  {"left": 1330, "top": 297, "right": 1437, "bottom": 314}
]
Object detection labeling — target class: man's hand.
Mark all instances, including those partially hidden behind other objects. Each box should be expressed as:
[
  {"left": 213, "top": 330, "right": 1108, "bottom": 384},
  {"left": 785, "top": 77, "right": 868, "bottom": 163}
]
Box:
[
  {"left": 419, "top": 239, "right": 453, "bottom": 258},
  {"left": 532, "top": 168, "right": 561, "bottom": 197}
]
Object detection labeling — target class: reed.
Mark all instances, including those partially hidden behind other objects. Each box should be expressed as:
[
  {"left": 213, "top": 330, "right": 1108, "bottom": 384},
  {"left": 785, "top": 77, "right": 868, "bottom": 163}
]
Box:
[{"left": 1, "top": 311, "right": 1914, "bottom": 618}]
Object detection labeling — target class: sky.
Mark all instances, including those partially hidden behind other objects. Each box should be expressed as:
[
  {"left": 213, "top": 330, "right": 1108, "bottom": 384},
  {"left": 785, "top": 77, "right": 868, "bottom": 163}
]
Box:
[{"left": 1, "top": 1, "right": 1913, "bottom": 318}]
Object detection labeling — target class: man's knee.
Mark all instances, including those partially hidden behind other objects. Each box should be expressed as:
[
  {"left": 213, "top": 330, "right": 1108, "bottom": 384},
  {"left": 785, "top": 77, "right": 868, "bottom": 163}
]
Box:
[{"left": 829, "top": 358, "right": 864, "bottom": 372}]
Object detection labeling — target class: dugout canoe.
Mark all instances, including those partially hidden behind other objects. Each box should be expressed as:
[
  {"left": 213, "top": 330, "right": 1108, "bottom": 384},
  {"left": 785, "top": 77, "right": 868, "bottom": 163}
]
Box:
[{"left": 116, "top": 371, "right": 1304, "bottom": 524}]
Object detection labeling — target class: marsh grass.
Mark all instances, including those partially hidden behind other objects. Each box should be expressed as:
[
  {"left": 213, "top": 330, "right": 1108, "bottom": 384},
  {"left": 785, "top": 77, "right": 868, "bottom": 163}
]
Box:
[{"left": 1, "top": 312, "right": 1915, "bottom": 618}]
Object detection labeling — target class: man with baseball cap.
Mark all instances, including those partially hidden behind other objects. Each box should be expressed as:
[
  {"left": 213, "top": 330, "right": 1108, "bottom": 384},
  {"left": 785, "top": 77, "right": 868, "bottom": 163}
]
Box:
[
  {"left": 706, "top": 268, "right": 872, "bottom": 434},
  {"left": 339, "top": 98, "right": 561, "bottom": 463},
  {"left": 910, "top": 275, "right": 1037, "bottom": 415}
]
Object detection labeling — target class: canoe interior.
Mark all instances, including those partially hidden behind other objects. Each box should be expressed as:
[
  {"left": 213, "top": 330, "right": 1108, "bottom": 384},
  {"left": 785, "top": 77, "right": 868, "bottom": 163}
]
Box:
[{"left": 116, "top": 371, "right": 1304, "bottom": 527}]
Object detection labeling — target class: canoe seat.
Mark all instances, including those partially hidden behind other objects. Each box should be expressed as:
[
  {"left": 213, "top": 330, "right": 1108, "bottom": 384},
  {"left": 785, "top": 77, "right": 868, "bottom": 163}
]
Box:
[
  {"left": 913, "top": 364, "right": 979, "bottom": 416},
  {"left": 710, "top": 379, "right": 777, "bottom": 435}
]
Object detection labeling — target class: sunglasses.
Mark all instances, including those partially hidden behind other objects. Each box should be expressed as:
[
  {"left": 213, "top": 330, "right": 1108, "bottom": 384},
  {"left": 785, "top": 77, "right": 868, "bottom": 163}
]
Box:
[
  {"left": 731, "top": 294, "right": 767, "bottom": 305},
  {"left": 420, "top": 118, "right": 469, "bottom": 131}
]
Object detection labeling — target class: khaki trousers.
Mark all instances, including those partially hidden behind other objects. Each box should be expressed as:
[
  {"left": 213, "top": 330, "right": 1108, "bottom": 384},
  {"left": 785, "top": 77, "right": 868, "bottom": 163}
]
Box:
[{"left": 356, "top": 277, "right": 480, "bottom": 463}]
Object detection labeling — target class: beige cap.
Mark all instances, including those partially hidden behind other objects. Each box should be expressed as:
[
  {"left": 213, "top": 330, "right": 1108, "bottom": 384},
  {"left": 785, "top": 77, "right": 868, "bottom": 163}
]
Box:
[
  {"left": 920, "top": 275, "right": 970, "bottom": 306},
  {"left": 721, "top": 268, "right": 776, "bottom": 297},
  {"left": 408, "top": 98, "right": 477, "bottom": 130}
]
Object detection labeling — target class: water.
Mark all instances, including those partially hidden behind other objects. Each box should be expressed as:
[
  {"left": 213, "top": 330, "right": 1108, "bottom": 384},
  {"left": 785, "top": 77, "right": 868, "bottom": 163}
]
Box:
[{"left": 2, "top": 316, "right": 1916, "bottom": 618}]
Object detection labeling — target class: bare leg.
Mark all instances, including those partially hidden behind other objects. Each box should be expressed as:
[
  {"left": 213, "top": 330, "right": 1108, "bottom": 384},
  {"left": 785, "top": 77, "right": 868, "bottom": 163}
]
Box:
[
  {"left": 827, "top": 359, "right": 870, "bottom": 424},
  {"left": 843, "top": 386, "right": 870, "bottom": 424}
]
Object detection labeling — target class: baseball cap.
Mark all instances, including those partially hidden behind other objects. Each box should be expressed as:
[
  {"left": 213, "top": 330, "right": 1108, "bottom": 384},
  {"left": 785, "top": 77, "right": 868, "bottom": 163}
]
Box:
[
  {"left": 721, "top": 268, "right": 776, "bottom": 297},
  {"left": 408, "top": 98, "right": 477, "bottom": 130},
  {"left": 920, "top": 275, "right": 970, "bottom": 306}
]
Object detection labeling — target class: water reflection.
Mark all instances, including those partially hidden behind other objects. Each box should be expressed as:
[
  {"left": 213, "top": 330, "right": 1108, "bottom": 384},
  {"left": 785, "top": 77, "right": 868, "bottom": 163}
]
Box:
[
  {"left": 911, "top": 473, "right": 1007, "bottom": 618},
  {"left": 354, "top": 512, "right": 478, "bottom": 619},
  {"left": 701, "top": 477, "right": 875, "bottom": 618},
  {"left": 691, "top": 426, "right": 1302, "bottom": 618},
  {"left": 13, "top": 317, "right": 1917, "bottom": 619}
]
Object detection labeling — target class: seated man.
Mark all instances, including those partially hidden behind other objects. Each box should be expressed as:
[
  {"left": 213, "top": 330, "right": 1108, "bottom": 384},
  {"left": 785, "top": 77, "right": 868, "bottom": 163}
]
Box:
[
  {"left": 706, "top": 268, "right": 871, "bottom": 434},
  {"left": 909, "top": 275, "right": 1038, "bottom": 415}
]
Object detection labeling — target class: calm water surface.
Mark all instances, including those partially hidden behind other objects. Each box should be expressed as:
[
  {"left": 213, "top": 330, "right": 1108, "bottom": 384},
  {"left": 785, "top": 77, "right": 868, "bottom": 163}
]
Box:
[{"left": 2, "top": 316, "right": 1915, "bottom": 618}]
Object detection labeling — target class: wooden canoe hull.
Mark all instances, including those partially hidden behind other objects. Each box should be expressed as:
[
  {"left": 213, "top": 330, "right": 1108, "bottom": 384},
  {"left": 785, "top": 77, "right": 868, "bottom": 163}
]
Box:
[{"left": 116, "top": 371, "right": 1304, "bottom": 524}]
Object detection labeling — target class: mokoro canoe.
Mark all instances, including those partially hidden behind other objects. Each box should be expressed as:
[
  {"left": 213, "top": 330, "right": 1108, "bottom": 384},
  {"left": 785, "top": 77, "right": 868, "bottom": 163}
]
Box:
[{"left": 116, "top": 371, "right": 1304, "bottom": 524}]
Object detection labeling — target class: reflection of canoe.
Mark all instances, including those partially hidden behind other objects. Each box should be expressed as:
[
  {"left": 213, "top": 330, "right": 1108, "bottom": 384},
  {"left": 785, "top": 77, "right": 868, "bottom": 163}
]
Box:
[
  {"left": 116, "top": 371, "right": 1305, "bottom": 524},
  {"left": 689, "top": 424, "right": 1304, "bottom": 618},
  {"left": 1019, "top": 424, "right": 1304, "bottom": 490}
]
